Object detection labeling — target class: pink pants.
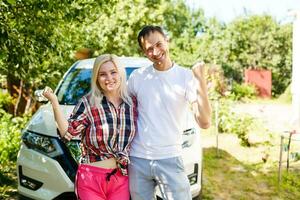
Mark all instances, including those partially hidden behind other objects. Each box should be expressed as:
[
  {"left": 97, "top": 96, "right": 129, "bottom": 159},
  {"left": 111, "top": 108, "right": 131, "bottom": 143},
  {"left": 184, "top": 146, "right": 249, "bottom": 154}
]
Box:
[{"left": 75, "top": 164, "right": 129, "bottom": 200}]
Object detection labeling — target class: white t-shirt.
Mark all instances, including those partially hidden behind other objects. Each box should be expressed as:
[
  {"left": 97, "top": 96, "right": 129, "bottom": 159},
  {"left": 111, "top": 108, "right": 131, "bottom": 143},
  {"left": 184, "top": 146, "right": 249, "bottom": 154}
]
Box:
[{"left": 127, "top": 64, "right": 197, "bottom": 159}]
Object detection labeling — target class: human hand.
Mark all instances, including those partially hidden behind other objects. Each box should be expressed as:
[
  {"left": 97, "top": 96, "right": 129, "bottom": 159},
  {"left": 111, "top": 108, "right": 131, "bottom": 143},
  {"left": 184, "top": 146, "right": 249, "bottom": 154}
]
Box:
[
  {"left": 42, "top": 86, "right": 57, "bottom": 102},
  {"left": 192, "top": 61, "right": 205, "bottom": 81}
]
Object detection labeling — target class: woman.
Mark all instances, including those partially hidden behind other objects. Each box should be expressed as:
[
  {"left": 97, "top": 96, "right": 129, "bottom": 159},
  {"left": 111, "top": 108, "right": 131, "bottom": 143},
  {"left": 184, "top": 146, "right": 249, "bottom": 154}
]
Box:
[{"left": 43, "top": 54, "right": 137, "bottom": 200}]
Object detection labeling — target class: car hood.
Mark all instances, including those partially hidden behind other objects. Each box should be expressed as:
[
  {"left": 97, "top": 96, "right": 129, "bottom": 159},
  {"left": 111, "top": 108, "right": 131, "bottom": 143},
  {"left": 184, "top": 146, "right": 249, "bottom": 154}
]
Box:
[{"left": 24, "top": 103, "right": 74, "bottom": 137}]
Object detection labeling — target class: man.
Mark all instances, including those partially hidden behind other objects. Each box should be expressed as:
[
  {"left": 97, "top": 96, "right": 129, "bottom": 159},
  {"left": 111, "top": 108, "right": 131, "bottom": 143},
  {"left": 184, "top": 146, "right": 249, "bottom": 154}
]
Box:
[{"left": 128, "top": 25, "right": 211, "bottom": 200}]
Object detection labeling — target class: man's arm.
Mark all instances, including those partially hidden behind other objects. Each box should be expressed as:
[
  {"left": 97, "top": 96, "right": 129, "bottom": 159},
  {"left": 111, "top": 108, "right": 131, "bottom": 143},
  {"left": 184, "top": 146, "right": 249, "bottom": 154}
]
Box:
[{"left": 191, "top": 62, "right": 212, "bottom": 129}]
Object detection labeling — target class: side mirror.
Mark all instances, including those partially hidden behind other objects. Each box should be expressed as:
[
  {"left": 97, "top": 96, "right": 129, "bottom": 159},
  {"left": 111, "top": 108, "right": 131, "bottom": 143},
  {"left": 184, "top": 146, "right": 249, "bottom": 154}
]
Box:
[{"left": 34, "top": 89, "right": 48, "bottom": 102}]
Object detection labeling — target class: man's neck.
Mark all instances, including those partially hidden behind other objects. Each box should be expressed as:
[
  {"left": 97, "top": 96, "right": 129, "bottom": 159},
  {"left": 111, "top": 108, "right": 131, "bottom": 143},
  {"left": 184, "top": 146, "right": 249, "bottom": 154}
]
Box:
[{"left": 153, "top": 58, "right": 173, "bottom": 71}]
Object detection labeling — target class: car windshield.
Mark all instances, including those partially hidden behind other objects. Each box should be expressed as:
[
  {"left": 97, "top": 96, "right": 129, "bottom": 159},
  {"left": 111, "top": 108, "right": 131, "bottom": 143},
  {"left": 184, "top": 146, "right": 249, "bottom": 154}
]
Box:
[{"left": 56, "top": 67, "right": 137, "bottom": 105}]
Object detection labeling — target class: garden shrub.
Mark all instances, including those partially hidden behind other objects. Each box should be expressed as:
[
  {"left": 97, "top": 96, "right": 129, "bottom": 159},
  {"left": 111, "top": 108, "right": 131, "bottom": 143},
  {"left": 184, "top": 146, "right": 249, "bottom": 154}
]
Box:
[
  {"left": 0, "top": 91, "right": 13, "bottom": 111},
  {"left": 229, "top": 82, "right": 257, "bottom": 101},
  {"left": 0, "top": 109, "right": 29, "bottom": 165},
  {"left": 215, "top": 99, "right": 254, "bottom": 147}
]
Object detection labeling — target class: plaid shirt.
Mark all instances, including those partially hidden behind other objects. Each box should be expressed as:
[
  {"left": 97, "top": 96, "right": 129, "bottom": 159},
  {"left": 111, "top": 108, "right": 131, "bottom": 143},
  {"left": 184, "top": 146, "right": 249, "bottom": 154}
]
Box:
[{"left": 67, "top": 94, "right": 137, "bottom": 176}]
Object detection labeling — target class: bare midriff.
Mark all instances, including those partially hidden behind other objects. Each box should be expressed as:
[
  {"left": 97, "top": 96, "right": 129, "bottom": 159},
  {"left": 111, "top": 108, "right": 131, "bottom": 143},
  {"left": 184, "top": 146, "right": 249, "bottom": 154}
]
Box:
[{"left": 87, "top": 157, "right": 117, "bottom": 169}]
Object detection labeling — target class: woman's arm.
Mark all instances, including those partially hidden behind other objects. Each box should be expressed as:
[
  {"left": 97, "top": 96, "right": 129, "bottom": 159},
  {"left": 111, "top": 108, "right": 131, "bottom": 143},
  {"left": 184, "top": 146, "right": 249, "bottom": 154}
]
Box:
[{"left": 43, "top": 87, "right": 70, "bottom": 138}]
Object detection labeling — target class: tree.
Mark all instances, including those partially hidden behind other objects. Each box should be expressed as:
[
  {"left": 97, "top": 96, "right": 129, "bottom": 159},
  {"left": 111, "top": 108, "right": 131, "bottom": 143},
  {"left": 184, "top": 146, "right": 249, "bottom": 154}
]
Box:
[
  {"left": 164, "top": 0, "right": 207, "bottom": 66},
  {"left": 195, "top": 15, "right": 292, "bottom": 95},
  {"left": 0, "top": 0, "right": 90, "bottom": 115},
  {"left": 222, "top": 15, "right": 292, "bottom": 95},
  {"left": 0, "top": 0, "right": 172, "bottom": 115}
]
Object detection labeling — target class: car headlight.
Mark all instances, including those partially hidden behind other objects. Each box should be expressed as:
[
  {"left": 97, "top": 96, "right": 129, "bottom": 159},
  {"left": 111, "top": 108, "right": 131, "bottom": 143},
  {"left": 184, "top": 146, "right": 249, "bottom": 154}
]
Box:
[
  {"left": 22, "top": 130, "right": 64, "bottom": 158},
  {"left": 182, "top": 128, "right": 197, "bottom": 148}
]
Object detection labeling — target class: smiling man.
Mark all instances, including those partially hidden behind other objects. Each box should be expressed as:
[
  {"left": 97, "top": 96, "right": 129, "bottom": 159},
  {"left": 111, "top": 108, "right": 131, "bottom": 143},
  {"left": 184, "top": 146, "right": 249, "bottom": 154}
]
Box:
[{"left": 127, "top": 25, "right": 211, "bottom": 200}]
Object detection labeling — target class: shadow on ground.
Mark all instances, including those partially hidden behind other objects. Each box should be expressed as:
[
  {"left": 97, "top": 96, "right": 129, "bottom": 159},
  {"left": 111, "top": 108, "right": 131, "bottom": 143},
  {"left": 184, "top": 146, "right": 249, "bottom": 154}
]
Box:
[{"left": 199, "top": 147, "right": 300, "bottom": 200}]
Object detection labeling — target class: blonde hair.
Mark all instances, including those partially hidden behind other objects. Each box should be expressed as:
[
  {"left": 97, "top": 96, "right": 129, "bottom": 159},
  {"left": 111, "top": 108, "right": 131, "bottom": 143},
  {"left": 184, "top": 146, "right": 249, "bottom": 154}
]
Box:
[{"left": 89, "top": 54, "right": 132, "bottom": 107}]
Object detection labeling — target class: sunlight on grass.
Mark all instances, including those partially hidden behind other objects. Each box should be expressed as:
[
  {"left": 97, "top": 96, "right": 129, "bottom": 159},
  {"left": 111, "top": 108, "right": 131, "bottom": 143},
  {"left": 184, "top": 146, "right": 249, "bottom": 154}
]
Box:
[{"left": 201, "top": 148, "right": 300, "bottom": 200}]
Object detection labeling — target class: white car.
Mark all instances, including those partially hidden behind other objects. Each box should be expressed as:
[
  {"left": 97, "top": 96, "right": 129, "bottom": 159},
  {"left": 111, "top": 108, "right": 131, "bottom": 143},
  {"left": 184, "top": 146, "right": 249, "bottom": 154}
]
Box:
[{"left": 17, "top": 57, "right": 202, "bottom": 200}]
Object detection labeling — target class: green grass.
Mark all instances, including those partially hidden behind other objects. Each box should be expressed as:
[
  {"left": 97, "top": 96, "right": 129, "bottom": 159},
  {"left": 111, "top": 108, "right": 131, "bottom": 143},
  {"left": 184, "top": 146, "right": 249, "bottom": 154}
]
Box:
[{"left": 200, "top": 147, "right": 300, "bottom": 200}]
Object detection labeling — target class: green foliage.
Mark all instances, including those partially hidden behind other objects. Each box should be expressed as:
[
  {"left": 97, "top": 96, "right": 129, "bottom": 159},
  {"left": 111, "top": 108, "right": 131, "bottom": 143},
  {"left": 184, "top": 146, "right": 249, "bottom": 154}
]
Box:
[
  {"left": 167, "top": 1, "right": 206, "bottom": 66},
  {"left": 216, "top": 99, "right": 254, "bottom": 146},
  {"left": 0, "top": 110, "right": 30, "bottom": 165},
  {"left": 197, "top": 18, "right": 227, "bottom": 64},
  {"left": 0, "top": 0, "right": 206, "bottom": 114},
  {"left": 229, "top": 82, "right": 257, "bottom": 101},
  {"left": 0, "top": 91, "right": 13, "bottom": 111},
  {"left": 1, "top": 0, "right": 76, "bottom": 89},
  {"left": 230, "top": 115, "right": 254, "bottom": 147},
  {"left": 271, "top": 171, "right": 300, "bottom": 198},
  {"left": 197, "top": 15, "right": 292, "bottom": 96},
  {"left": 0, "top": 1, "right": 293, "bottom": 115},
  {"left": 227, "top": 16, "right": 292, "bottom": 96},
  {"left": 216, "top": 100, "right": 233, "bottom": 132}
]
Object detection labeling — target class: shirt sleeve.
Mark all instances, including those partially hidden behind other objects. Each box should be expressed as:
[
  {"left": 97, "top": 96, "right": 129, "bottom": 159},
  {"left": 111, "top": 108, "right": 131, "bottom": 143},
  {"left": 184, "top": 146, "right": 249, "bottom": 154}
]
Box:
[{"left": 67, "top": 97, "right": 89, "bottom": 136}]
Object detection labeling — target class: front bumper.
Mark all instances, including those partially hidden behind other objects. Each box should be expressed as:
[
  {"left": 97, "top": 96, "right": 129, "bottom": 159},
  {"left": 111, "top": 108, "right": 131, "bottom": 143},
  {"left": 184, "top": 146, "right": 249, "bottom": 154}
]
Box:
[{"left": 17, "top": 145, "right": 75, "bottom": 200}]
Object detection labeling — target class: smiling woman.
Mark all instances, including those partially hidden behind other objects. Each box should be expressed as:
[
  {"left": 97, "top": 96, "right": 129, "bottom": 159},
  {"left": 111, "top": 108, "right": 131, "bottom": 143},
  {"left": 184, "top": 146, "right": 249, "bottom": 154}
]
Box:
[
  {"left": 97, "top": 61, "right": 121, "bottom": 94},
  {"left": 40, "top": 54, "right": 137, "bottom": 200},
  {"left": 90, "top": 54, "right": 129, "bottom": 109}
]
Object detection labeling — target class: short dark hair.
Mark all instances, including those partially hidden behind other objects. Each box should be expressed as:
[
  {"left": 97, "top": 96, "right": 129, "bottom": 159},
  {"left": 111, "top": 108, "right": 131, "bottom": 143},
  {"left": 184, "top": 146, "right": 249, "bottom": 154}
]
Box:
[{"left": 137, "top": 25, "right": 167, "bottom": 50}]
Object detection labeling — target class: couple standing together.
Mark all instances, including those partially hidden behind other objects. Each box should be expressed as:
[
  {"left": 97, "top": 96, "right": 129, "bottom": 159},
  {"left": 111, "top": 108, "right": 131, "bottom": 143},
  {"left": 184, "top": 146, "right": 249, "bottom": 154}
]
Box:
[{"left": 43, "top": 25, "right": 212, "bottom": 200}]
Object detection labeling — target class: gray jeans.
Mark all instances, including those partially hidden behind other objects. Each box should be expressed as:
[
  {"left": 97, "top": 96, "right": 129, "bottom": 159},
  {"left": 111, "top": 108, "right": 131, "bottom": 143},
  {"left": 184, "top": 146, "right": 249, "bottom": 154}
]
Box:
[{"left": 128, "top": 156, "right": 191, "bottom": 200}]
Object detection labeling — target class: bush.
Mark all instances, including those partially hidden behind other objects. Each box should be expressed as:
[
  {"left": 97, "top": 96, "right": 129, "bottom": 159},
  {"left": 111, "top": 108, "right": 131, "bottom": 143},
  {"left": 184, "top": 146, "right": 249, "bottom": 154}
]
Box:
[
  {"left": 229, "top": 82, "right": 257, "bottom": 101},
  {"left": 0, "top": 91, "right": 13, "bottom": 111},
  {"left": 215, "top": 99, "right": 254, "bottom": 146},
  {"left": 0, "top": 109, "right": 29, "bottom": 165}
]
